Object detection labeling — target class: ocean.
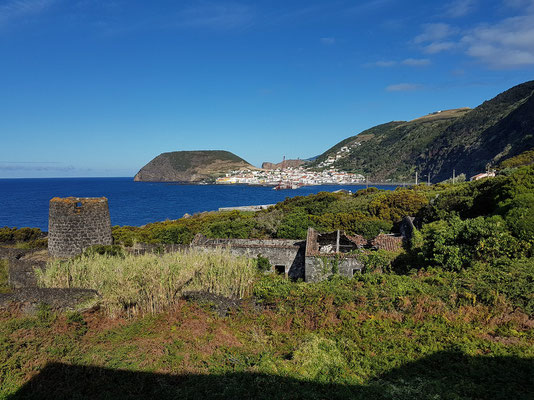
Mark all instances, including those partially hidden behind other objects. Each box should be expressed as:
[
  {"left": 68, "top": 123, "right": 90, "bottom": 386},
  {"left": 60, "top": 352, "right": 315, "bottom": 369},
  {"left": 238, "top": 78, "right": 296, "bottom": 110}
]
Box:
[{"left": 0, "top": 177, "right": 398, "bottom": 231}]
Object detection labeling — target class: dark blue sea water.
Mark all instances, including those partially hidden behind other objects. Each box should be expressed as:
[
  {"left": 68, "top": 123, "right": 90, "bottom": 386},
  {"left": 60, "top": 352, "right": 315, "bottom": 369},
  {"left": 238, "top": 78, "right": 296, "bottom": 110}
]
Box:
[{"left": 0, "top": 178, "right": 398, "bottom": 231}]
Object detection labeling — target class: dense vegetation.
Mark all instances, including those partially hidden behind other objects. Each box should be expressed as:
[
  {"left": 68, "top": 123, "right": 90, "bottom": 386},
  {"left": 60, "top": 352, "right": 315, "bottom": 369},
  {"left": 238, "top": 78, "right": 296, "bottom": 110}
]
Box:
[
  {"left": 1, "top": 164, "right": 533, "bottom": 399},
  {"left": 114, "top": 164, "right": 534, "bottom": 260},
  {"left": 163, "top": 150, "right": 251, "bottom": 172},
  {"left": 312, "top": 117, "right": 461, "bottom": 181},
  {"left": 38, "top": 249, "right": 257, "bottom": 316},
  {"left": 311, "top": 81, "right": 534, "bottom": 182},
  {"left": 499, "top": 147, "right": 534, "bottom": 169},
  {"left": 2, "top": 261, "right": 532, "bottom": 398},
  {"left": 0, "top": 226, "right": 47, "bottom": 249},
  {"left": 112, "top": 187, "right": 430, "bottom": 245}
]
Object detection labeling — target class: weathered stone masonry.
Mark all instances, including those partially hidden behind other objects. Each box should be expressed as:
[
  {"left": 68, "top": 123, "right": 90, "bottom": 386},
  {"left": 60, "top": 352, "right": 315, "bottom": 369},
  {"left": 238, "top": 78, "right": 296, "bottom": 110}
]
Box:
[
  {"left": 48, "top": 197, "right": 112, "bottom": 257},
  {"left": 304, "top": 228, "right": 364, "bottom": 282},
  {"left": 192, "top": 235, "right": 305, "bottom": 280}
]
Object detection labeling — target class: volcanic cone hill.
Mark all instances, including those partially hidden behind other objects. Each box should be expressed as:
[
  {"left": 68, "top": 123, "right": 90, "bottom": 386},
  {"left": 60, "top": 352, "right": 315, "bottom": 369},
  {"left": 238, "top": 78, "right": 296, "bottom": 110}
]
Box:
[{"left": 134, "top": 151, "right": 255, "bottom": 183}]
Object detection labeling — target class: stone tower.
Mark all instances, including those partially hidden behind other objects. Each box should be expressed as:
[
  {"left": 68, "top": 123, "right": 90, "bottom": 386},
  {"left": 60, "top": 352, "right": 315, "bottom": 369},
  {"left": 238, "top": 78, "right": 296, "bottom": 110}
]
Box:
[{"left": 48, "top": 197, "right": 113, "bottom": 257}]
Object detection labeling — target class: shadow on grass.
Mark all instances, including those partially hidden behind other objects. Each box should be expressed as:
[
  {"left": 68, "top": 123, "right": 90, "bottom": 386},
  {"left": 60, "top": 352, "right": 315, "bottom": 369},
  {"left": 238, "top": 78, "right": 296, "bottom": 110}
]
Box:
[{"left": 9, "top": 351, "right": 533, "bottom": 400}]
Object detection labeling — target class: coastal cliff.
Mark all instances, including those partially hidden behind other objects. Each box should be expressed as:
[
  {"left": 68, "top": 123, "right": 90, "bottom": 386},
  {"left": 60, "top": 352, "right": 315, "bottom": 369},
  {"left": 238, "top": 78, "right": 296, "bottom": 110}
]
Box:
[{"left": 134, "top": 151, "right": 255, "bottom": 183}]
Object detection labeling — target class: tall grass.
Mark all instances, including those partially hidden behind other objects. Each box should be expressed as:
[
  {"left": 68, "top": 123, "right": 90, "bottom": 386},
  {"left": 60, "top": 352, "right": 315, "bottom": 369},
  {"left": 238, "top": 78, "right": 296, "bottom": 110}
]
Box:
[
  {"left": 37, "top": 249, "right": 257, "bottom": 316},
  {"left": 0, "top": 259, "right": 11, "bottom": 294}
]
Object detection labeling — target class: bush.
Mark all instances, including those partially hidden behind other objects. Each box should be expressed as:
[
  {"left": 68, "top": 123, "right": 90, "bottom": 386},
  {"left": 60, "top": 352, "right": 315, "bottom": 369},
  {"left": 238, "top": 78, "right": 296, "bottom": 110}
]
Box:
[
  {"left": 502, "top": 193, "right": 534, "bottom": 243},
  {"left": 458, "top": 258, "right": 534, "bottom": 314},
  {"left": 368, "top": 190, "right": 428, "bottom": 222},
  {"left": 0, "top": 259, "right": 10, "bottom": 294},
  {"left": 83, "top": 245, "right": 125, "bottom": 258},
  {"left": 0, "top": 226, "right": 42, "bottom": 243},
  {"left": 290, "top": 335, "right": 349, "bottom": 383},
  {"left": 361, "top": 250, "right": 397, "bottom": 274},
  {"left": 255, "top": 254, "right": 271, "bottom": 273},
  {"left": 276, "top": 210, "right": 311, "bottom": 239},
  {"left": 421, "top": 216, "right": 523, "bottom": 271},
  {"left": 156, "top": 225, "right": 195, "bottom": 244}
]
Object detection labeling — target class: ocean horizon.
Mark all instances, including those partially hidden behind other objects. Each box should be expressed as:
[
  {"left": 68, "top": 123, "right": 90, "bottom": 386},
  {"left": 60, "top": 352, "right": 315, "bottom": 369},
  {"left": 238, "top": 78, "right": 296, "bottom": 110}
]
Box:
[{"left": 0, "top": 177, "right": 399, "bottom": 231}]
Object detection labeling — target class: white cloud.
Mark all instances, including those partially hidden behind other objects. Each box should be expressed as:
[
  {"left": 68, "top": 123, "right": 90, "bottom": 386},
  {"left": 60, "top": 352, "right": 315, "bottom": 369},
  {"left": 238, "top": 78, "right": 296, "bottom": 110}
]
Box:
[
  {"left": 320, "top": 37, "right": 335, "bottom": 45},
  {"left": 0, "top": 0, "right": 56, "bottom": 26},
  {"left": 414, "top": 23, "right": 458, "bottom": 44},
  {"left": 444, "top": 0, "right": 478, "bottom": 18},
  {"left": 366, "top": 60, "right": 397, "bottom": 67},
  {"left": 461, "top": 13, "right": 534, "bottom": 68},
  {"left": 366, "top": 58, "right": 431, "bottom": 67},
  {"left": 401, "top": 58, "right": 431, "bottom": 66},
  {"left": 502, "top": 0, "right": 534, "bottom": 11},
  {"left": 386, "top": 83, "right": 423, "bottom": 92},
  {"left": 177, "top": 2, "right": 254, "bottom": 30},
  {"left": 423, "top": 41, "right": 456, "bottom": 53},
  {"left": 413, "top": 2, "right": 534, "bottom": 68}
]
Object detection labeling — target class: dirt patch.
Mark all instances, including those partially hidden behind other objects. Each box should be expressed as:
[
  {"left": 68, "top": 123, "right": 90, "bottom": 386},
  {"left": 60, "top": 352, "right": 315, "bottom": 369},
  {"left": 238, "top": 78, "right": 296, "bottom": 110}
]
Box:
[
  {"left": 182, "top": 291, "right": 245, "bottom": 317},
  {"left": 20, "top": 250, "right": 50, "bottom": 263},
  {"left": 0, "top": 287, "right": 99, "bottom": 313}
]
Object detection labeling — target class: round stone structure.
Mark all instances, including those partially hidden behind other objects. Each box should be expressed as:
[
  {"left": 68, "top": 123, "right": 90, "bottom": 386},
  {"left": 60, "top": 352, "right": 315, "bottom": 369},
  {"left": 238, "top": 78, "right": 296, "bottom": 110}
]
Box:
[{"left": 48, "top": 197, "right": 113, "bottom": 257}]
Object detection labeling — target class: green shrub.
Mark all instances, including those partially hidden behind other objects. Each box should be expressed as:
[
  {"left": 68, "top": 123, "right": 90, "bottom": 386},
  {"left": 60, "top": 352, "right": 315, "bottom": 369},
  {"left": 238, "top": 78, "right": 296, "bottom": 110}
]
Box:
[
  {"left": 13, "top": 227, "right": 41, "bottom": 242},
  {"left": 361, "top": 250, "right": 397, "bottom": 273},
  {"left": 255, "top": 254, "right": 272, "bottom": 273},
  {"left": 311, "top": 212, "right": 393, "bottom": 239},
  {"left": 0, "top": 226, "right": 42, "bottom": 243},
  {"left": 459, "top": 258, "right": 534, "bottom": 314},
  {"left": 502, "top": 193, "right": 534, "bottom": 243},
  {"left": 83, "top": 245, "right": 125, "bottom": 258},
  {"left": 290, "top": 335, "right": 349, "bottom": 383},
  {"left": 156, "top": 225, "right": 195, "bottom": 244},
  {"left": 276, "top": 210, "right": 311, "bottom": 239},
  {"left": 421, "top": 216, "right": 523, "bottom": 271}
]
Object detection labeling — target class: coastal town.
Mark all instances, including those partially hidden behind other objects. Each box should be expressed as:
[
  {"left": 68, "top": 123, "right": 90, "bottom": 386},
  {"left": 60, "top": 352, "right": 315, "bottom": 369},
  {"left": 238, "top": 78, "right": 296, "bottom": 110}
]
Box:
[{"left": 215, "top": 166, "right": 365, "bottom": 187}]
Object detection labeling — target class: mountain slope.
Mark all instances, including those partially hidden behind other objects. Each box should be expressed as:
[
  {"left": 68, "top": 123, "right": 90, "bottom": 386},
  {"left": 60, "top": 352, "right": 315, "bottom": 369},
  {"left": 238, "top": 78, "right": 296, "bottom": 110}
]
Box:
[
  {"left": 420, "top": 81, "right": 534, "bottom": 181},
  {"left": 311, "top": 81, "right": 534, "bottom": 182},
  {"left": 310, "top": 109, "right": 470, "bottom": 181},
  {"left": 134, "top": 151, "right": 254, "bottom": 182}
]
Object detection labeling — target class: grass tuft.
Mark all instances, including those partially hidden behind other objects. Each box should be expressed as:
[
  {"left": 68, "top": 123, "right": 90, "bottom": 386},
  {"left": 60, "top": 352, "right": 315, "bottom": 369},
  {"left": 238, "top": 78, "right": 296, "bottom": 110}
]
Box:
[
  {"left": 0, "top": 260, "right": 10, "bottom": 294},
  {"left": 37, "top": 249, "right": 257, "bottom": 316}
]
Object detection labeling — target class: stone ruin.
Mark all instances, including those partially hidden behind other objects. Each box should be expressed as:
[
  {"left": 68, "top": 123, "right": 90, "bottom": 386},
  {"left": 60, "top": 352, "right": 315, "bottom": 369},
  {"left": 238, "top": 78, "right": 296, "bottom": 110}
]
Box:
[
  {"left": 48, "top": 197, "right": 113, "bottom": 257},
  {"left": 192, "top": 220, "right": 412, "bottom": 282}
]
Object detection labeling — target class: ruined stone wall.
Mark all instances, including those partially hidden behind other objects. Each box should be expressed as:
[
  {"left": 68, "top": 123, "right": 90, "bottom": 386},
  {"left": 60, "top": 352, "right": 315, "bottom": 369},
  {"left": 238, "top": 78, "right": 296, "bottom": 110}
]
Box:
[
  {"left": 48, "top": 197, "right": 112, "bottom": 257},
  {"left": 193, "top": 236, "right": 305, "bottom": 279},
  {"left": 305, "top": 255, "right": 363, "bottom": 282}
]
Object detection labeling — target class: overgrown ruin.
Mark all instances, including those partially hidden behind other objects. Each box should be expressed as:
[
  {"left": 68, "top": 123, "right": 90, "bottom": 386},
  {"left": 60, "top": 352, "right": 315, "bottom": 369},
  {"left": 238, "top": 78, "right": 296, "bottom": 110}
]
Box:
[{"left": 192, "top": 223, "right": 409, "bottom": 282}]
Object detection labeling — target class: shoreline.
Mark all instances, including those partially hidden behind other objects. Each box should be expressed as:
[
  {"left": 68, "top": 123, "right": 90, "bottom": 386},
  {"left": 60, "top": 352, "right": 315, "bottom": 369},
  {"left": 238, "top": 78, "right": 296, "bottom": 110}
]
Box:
[{"left": 141, "top": 181, "right": 415, "bottom": 187}]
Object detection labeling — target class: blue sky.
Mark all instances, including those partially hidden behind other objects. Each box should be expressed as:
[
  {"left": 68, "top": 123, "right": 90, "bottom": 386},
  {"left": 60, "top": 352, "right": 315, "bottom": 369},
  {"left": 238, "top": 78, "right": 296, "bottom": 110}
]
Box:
[{"left": 0, "top": 0, "right": 533, "bottom": 178}]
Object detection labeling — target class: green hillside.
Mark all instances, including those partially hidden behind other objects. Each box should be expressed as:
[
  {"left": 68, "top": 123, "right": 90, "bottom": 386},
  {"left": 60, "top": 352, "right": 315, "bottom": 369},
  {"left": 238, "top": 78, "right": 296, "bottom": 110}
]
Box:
[
  {"left": 134, "top": 150, "right": 254, "bottom": 182},
  {"left": 312, "top": 81, "right": 534, "bottom": 182},
  {"left": 163, "top": 151, "right": 249, "bottom": 172}
]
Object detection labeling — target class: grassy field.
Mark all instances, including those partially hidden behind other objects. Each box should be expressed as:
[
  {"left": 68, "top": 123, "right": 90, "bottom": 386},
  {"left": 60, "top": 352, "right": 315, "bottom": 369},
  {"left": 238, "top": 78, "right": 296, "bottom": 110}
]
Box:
[{"left": 2, "top": 265, "right": 533, "bottom": 399}]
